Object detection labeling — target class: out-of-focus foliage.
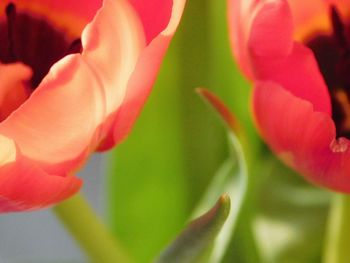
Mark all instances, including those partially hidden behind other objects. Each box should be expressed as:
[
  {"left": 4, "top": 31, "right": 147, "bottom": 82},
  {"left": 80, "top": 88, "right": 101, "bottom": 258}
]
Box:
[
  {"left": 254, "top": 157, "right": 330, "bottom": 263},
  {"left": 221, "top": 154, "right": 330, "bottom": 263}
]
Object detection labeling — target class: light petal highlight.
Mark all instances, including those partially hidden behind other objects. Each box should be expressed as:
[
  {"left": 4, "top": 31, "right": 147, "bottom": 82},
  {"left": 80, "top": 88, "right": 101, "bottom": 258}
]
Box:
[
  {"left": 82, "top": 0, "right": 145, "bottom": 147},
  {"left": 95, "top": 0, "right": 186, "bottom": 150},
  {"left": 0, "top": 55, "right": 105, "bottom": 169}
]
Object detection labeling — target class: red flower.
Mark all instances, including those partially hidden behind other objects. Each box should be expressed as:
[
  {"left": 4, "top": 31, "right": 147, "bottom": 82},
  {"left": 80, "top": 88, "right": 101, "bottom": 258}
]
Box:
[
  {"left": 0, "top": 0, "right": 185, "bottom": 212},
  {"left": 228, "top": 0, "right": 350, "bottom": 192}
]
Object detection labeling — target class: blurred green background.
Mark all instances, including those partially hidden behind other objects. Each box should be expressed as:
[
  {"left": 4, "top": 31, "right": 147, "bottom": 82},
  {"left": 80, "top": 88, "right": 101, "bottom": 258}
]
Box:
[{"left": 107, "top": 1, "right": 331, "bottom": 262}]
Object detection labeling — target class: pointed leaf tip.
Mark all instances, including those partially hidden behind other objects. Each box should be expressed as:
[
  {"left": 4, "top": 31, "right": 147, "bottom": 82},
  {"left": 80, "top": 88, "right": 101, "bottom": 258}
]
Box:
[
  {"left": 189, "top": 193, "right": 231, "bottom": 234},
  {"left": 196, "top": 88, "right": 240, "bottom": 134},
  {"left": 154, "top": 194, "right": 231, "bottom": 263}
]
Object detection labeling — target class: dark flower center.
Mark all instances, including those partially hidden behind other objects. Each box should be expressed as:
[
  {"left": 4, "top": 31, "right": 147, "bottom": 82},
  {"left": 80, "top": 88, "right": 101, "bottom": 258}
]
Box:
[
  {"left": 307, "top": 6, "right": 350, "bottom": 138},
  {"left": 0, "top": 2, "right": 82, "bottom": 89}
]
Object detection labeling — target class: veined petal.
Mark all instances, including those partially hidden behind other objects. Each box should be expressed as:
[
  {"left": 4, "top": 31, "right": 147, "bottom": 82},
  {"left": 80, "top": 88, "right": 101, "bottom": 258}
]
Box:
[
  {"left": 0, "top": 55, "right": 105, "bottom": 173},
  {"left": 246, "top": 0, "right": 332, "bottom": 114},
  {"left": 0, "top": 0, "right": 186, "bottom": 211},
  {"left": 0, "top": 134, "right": 81, "bottom": 212},
  {"left": 253, "top": 82, "right": 350, "bottom": 193},
  {"left": 95, "top": 0, "right": 186, "bottom": 150},
  {"left": 111, "top": 0, "right": 186, "bottom": 147},
  {"left": 0, "top": 0, "right": 186, "bottom": 212},
  {"left": 81, "top": 0, "right": 145, "bottom": 146},
  {"left": 250, "top": 43, "right": 332, "bottom": 114}
]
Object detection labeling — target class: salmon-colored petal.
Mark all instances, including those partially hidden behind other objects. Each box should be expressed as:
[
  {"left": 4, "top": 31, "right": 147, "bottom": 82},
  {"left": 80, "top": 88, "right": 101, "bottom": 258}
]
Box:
[
  {"left": 82, "top": 0, "right": 145, "bottom": 135},
  {"left": 246, "top": 0, "right": 331, "bottom": 114},
  {"left": 0, "top": 55, "right": 105, "bottom": 172},
  {"left": 0, "top": 134, "right": 81, "bottom": 212},
  {"left": 253, "top": 81, "right": 350, "bottom": 193},
  {"left": 0, "top": 63, "right": 31, "bottom": 121},
  {"left": 0, "top": 163, "right": 81, "bottom": 212},
  {"left": 0, "top": 0, "right": 186, "bottom": 212},
  {"left": 97, "top": 0, "right": 186, "bottom": 150}
]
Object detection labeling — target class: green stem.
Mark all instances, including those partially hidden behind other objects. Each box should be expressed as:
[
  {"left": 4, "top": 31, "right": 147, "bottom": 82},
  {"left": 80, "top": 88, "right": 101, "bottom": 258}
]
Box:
[
  {"left": 323, "top": 194, "right": 350, "bottom": 263},
  {"left": 53, "top": 193, "right": 132, "bottom": 263}
]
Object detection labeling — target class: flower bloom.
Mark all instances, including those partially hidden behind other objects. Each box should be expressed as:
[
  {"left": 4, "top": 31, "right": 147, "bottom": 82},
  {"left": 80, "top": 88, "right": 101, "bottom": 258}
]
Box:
[
  {"left": 228, "top": 0, "right": 350, "bottom": 192},
  {"left": 0, "top": 0, "right": 185, "bottom": 212}
]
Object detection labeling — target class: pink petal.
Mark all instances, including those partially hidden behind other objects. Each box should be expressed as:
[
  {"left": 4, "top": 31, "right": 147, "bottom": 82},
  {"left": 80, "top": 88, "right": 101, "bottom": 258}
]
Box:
[
  {"left": 248, "top": 0, "right": 294, "bottom": 58},
  {"left": 228, "top": 0, "right": 296, "bottom": 78},
  {"left": 253, "top": 81, "right": 350, "bottom": 193},
  {"left": 0, "top": 0, "right": 186, "bottom": 211},
  {"left": 82, "top": 0, "right": 145, "bottom": 136},
  {"left": 102, "top": 34, "right": 171, "bottom": 149},
  {"left": 101, "top": 0, "right": 186, "bottom": 150},
  {"left": 0, "top": 135, "right": 81, "bottom": 212},
  {"left": 81, "top": 0, "right": 186, "bottom": 151},
  {"left": 228, "top": 0, "right": 259, "bottom": 78},
  {"left": 247, "top": 0, "right": 331, "bottom": 114},
  {"left": 0, "top": 55, "right": 105, "bottom": 173},
  {"left": 129, "top": 0, "right": 173, "bottom": 44},
  {"left": 250, "top": 43, "right": 332, "bottom": 114}
]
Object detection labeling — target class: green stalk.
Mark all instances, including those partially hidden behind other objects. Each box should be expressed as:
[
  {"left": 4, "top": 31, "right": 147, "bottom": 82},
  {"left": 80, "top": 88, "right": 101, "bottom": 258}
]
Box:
[
  {"left": 323, "top": 194, "right": 350, "bottom": 263},
  {"left": 53, "top": 193, "right": 131, "bottom": 263}
]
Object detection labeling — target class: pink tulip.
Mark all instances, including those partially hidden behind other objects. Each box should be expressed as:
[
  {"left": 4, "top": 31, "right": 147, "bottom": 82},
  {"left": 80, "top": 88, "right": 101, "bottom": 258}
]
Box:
[
  {"left": 228, "top": 0, "right": 350, "bottom": 192},
  {"left": 0, "top": 0, "right": 185, "bottom": 212}
]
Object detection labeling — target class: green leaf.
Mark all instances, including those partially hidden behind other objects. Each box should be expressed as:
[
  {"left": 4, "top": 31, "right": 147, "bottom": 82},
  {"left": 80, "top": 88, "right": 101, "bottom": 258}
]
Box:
[
  {"left": 155, "top": 194, "right": 231, "bottom": 263},
  {"left": 194, "top": 89, "right": 251, "bottom": 263},
  {"left": 191, "top": 134, "right": 248, "bottom": 263}
]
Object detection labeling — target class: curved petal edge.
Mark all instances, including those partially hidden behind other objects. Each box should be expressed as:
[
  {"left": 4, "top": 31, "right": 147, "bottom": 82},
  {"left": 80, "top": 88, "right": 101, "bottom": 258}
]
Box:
[
  {"left": 97, "top": 0, "right": 186, "bottom": 150},
  {"left": 253, "top": 81, "right": 350, "bottom": 193}
]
